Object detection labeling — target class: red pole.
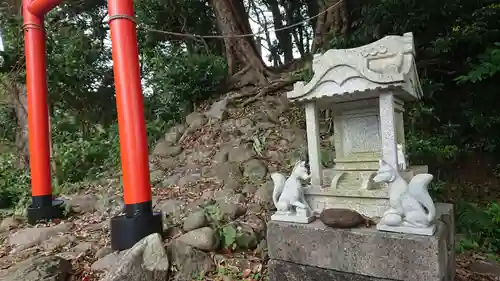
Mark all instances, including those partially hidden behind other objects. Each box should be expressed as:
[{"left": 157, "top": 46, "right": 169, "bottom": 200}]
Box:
[
  {"left": 28, "top": 0, "right": 63, "bottom": 17},
  {"left": 108, "top": 0, "right": 162, "bottom": 250},
  {"left": 23, "top": 0, "right": 64, "bottom": 224}
]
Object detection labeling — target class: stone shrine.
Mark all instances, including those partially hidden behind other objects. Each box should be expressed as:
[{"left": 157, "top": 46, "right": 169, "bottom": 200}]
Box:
[
  {"left": 267, "top": 33, "right": 455, "bottom": 281},
  {"left": 289, "top": 32, "right": 428, "bottom": 217}
]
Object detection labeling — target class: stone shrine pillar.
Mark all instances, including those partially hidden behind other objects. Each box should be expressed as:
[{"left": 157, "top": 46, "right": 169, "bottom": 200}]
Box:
[{"left": 378, "top": 92, "right": 398, "bottom": 169}]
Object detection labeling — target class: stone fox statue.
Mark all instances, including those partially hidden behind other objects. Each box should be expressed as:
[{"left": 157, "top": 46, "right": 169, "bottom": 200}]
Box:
[
  {"left": 373, "top": 159, "right": 436, "bottom": 228},
  {"left": 271, "top": 160, "right": 312, "bottom": 214}
]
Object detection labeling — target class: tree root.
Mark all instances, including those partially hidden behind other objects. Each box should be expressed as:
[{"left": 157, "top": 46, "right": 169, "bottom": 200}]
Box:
[{"left": 228, "top": 78, "right": 297, "bottom": 107}]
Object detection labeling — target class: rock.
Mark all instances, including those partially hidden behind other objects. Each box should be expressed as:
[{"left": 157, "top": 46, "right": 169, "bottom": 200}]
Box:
[
  {"left": 183, "top": 211, "right": 208, "bottom": 232},
  {"left": 214, "top": 162, "right": 242, "bottom": 183},
  {"left": 158, "top": 158, "right": 178, "bottom": 171},
  {"left": 185, "top": 150, "right": 212, "bottom": 166},
  {"left": 319, "top": 208, "right": 366, "bottom": 228},
  {"left": 219, "top": 202, "right": 246, "bottom": 220},
  {"left": 255, "top": 239, "right": 268, "bottom": 258},
  {"left": 41, "top": 234, "right": 76, "bottom": 252},
  {"left": 185, "top": 112, "right": 207, "bottom": 130},
  {"left": 149, "top": 170, "right": 165, "bottom": 183},
  {"left": 205, "top": 98, "right": 228, "bottom": 120},
  {"left": 152, "top": 141, "right": 183, "bottom": 157},
  {"left": 243, "top": 214, "right": 266, "bottom": 238},
  {"left": 0, "top": 216, "right": 22, "bottom": 232},
  {"left": 222, "top": 177, "right": 240, "bottom": 191},
  {"left": 162, "top": 173, "right": 181, "bottom": 187},
  {"left": 95, "top": 195, "right": 124, "bottom": 217},
  {"left": 177, "top": 174, "right": 200, "bottom": 189},
  {"left": 158, "top": 200, "right": 184, "bottom": 222},
  {"left": 101, "top": 233, "right": 169, "bottom": 281},
  {"left": 212, "top": 148, "right": 229, "bottom": 164},
  {"left": 253, "top": 180, "right": 274, "bottom": 208},
  {"left": 95, "top": 247, "right": 113, "bottom": 259},
  {"left": 164, "top": 124, "right": 185, "bottom": 144},
  {"left": 177, "top": 227, "right": 218, "bottom": 251},
  {"left": 267, "top": 150, "right": 286, "bottom": 163},
  {"left": 67, "top": 194, "right": 98, "bottom": 213},
  {"left": 57, "top": 241, "right": 93, "bottom": 260},
  {"left": 242, "top": 184, "right": 258, "bottom": 195},
  {"left": 0, "top": 256, "right": 71, "bottom": 281},
  {"left": 228, "top": 145, "right": 255, "bottom": 163},
  {"left": 469, "top": 260, "right": 500, "bottom": 276},
  {"left": 243, "top": 159, "right": 267, "bottom": 182},
  {"left": 9, "top": 222, "right": 73, "bottom": 251},
  {"left": 167, "top": 240, "right": 215, "bottom": 281},
  {"left": 91, "top": 252, "right": 124, "bottom": 271}
]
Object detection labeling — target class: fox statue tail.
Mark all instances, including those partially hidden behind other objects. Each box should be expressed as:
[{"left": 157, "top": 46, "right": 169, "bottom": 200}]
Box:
[
  {"left": 271, "top": 172, "right": 286, "bottom": 207},
  {"left": 408, "top": 173, "right": 436, "bottom": 223}
]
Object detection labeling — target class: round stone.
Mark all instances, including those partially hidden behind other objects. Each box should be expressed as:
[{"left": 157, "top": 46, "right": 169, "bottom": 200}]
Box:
[{"left": 319, "top": 208, "right": 365, "bottom": 228}]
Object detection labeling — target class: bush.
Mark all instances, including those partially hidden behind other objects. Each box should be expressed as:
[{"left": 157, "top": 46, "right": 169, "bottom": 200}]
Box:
[
  {"left": 0, "top": 153, "right": 30, "bottom": 208},
  {"left": 456, "top": 202, "right": 500, "bottom": 255},
  {"left": 144, "top": 50, "right": 227, "bottom": 123}
]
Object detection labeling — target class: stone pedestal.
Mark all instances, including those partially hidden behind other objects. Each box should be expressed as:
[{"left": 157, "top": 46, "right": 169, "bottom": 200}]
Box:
[{"left": 267, "top": 203, "right": 455, "bottom": 281}]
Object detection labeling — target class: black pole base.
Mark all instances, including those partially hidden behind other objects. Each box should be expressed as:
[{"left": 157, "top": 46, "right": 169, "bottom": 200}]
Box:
[
  {"left": 110, "top": 207, "right": 163, "bottom": 251},
  {"left": 27, "top": 197, "right": 66, "bottom": 225}
]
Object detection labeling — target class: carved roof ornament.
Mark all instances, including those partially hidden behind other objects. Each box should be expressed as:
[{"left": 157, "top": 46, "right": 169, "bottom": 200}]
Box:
[{"left": 287, "top": 32, "right": 423, "bottom": 103}]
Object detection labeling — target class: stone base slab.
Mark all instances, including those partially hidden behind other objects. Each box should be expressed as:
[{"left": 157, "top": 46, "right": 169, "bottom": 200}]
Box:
[
  {"left": 267, "top": 203, "right": 455, "bottom": 281},
  {"left": 376, "top": 222, "right": 436, "bottom": 236},
  {"left": 271, "top": 213, "right": 316, "bottom": 224},
  {"left": 269, "top": 259, "right": 395, "bottom": 281}
]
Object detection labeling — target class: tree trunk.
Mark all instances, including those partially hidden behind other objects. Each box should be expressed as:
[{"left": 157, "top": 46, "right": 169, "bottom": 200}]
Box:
[
  {"left": 13, "top": 84, "right": 29, "bottom": 168},
  {"left": 264, "top": 0, "right": 294, "bottom": 64},
  {"left": 211, "top": 0, "right": 275, "bottom": 88},
  {"left": 311, "top": 0, "right": 349, "bottom": 53}
]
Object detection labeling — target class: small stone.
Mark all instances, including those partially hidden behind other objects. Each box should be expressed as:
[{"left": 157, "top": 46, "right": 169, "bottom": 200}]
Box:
[
  {"left": 9, "top": 222, "right": 73, "bottom": 251},
  {"left": 222, "top": 178, "right": 240, "bottom": 191},
  {"left": 469, "top": 260, "right": 500, "bottom": 276},
  {"left": 242, "top": 184, "right": 258, "bottom": 195},
  {"left": 178, "top": 174, "right": 200, "bottom": 189},
  {"left": 253, "top": 180, "right": 274, "bottom": 208},
  {"left": 205, "top": 98, "right": 228, "bottom": 120},
  {"left": 164, "top": 124, "right": 185, "bottom": 144},
  {"left": 0, "top": 256, "right": 71, "bottom": 281},
  {"left": 177, "top": 227, "right": 218, "bottom": 251},
  {"left": 183, "top": 211, "right": 208, "bottom": 232},
  {"left": 158, "top": 158, "right": 177, "bottom": 170},
  {"left": 158, "top": 200, "right": 184, "bottom": 221},
  {"left": 95, "top": 247, "right": 113, "bottom": 259},
  {"left": 215, "top": 162, "right": 242, "bottom": 183},
  {"left": 67, "top": 194, "right": 99, "bottom": 213},
  {"left": 319, "top": 208, "right": 366, "bottom": 228},
  {"left": 162, "top": 173, "right": 181, "bottom": 187},
  {"left": 167, "top": 240, "right": 215, "bottom": 280},
  {"left": 150, "top": 170, "right": 165, "bottom": 183},
  {"left": 243, "top": 159, "right": 267, "bottom": 182},
  {"left": 212, "top": 149, "right": 229, "bottom": 164},
  {"left": 57, "top": 241, "right": 93, "bottom": 260},
  {"left": 152, "top": 141, "right": 183, "bottom": 157},
  {"left": 185, "top": 112, "right": 207, "bottom": 130},
  {"left": 41, "top": 234, "right": 75, "bottom": 252},
  {"left": 0, "top": 216, "right": 22, "bottom": 232},
  {"left": 228, "top": 145, "right": 255, "bottom": 163}
]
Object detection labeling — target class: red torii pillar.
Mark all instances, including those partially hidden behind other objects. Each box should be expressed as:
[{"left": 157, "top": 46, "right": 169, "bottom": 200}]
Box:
[{"left": 22, "top": 0, "right": 162, "bottom": 250}]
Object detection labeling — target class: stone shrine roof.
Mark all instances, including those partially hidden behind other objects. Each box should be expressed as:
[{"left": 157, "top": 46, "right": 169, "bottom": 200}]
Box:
[{"left": 287, "top": 32, "right": 423, "bottom": 103}]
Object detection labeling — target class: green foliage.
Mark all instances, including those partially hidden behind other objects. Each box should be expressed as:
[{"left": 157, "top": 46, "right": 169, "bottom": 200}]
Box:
[
  {"left": 456, "top": 202, "right": 500, "bottom": 255},
  {"left": 144, "top": 50, "right": 227, "bottom": 123},
  {"left": 0, "top": 153, "right": 30, "bottom": 209}
]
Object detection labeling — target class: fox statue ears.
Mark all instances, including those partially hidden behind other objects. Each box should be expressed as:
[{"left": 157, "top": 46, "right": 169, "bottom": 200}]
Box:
[{"left": 379, "top": 159, "right": 387, "bottom": 167}]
